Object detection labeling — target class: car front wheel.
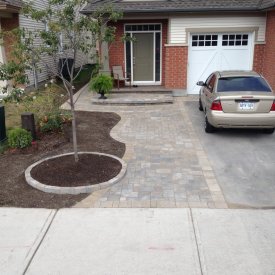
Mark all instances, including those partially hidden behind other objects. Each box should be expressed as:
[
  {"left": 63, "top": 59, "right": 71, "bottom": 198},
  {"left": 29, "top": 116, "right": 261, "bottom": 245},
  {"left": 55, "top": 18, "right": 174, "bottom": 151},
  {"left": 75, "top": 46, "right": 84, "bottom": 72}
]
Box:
[
  {"left": 199, "top": 97, "right": 203, "bottom": 111},
  {"left": 205, "top": 115, "right": 215, "bottom": 133}
]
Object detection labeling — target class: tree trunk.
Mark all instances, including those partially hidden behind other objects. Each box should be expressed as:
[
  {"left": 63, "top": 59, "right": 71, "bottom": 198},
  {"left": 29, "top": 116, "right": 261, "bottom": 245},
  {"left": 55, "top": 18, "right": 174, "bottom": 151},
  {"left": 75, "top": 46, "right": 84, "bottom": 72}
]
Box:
[{"left": 69, "top": 87, "right": 79, "bottom": 163}]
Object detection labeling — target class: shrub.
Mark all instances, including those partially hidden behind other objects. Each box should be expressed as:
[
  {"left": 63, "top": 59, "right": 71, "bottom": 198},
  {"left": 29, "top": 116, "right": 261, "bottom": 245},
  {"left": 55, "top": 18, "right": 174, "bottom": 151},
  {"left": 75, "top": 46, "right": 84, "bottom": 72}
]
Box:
[
  {"left": 89, "top": 74, "right": 113, "bottom": 95},
  {"left": 0, "top": 141, "right": 9, "bottom": 154},
  {"left": 3, "top": 87, "right": 25, "bottom": 103},
  {"left": 23, "top": 88, "right": 63, "bottom": 121},
  {"left": 8, "top": 128, "right": 32, "bottom": 149},
  {"left": 39, "top": 111, "right": 72, "bottom": 133}
]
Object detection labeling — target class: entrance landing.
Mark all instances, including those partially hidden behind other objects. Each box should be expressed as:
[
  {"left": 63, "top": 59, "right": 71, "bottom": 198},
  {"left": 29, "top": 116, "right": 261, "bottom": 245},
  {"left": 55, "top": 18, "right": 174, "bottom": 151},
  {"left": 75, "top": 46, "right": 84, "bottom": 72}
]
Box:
[
  {"left": 111, "top": 86, "right": 172, "bottom": 93},
  {"left": 92, "top": 86, "right": 173, "bottom": 105},
  {"left": 92, "top": 92, "right": 173, "bottom": 105}
]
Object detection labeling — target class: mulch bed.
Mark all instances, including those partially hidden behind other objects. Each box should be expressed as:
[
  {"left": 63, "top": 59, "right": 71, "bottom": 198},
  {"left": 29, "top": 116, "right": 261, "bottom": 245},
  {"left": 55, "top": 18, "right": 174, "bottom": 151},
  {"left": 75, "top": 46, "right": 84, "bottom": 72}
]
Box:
[
  {"left": 0, "top": 112, "right": 125, "bottom": 208},
  {"left": 31, "top": 154, "right": 122, "bottom": 187}
]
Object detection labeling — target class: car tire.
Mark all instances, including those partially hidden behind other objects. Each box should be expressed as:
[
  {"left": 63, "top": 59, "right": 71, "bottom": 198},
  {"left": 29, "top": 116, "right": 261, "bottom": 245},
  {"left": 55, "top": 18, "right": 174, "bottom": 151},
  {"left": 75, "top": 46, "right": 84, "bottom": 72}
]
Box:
[
  {"left": 205, "top": 115, "right": 215, "bottom": 133},
  {"left": 263, "top": 128, "right": 275, "bottom": 134},
  {"left": 199, "top": 97, "right": 203, "bottom": 111}
]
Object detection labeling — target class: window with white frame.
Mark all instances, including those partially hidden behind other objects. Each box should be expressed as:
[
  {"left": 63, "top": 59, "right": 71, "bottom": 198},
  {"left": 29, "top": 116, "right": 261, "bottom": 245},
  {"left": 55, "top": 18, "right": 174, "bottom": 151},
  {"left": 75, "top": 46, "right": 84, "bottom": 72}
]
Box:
[
  {"left": 222, "top": 34, "right": 249, "bottom": 46},
  {"left": 191, "top": 34, "right": 218, "bottom": 47}
]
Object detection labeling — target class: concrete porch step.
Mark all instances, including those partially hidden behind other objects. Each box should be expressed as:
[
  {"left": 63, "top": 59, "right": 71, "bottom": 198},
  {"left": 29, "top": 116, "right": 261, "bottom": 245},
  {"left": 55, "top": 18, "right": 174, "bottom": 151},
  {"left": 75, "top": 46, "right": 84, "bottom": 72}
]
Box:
[
  {"left": 111, "top": 86, "right": 172, "bottom": 94},
  {"left": 91, "top": 93, "right": 173, "bottom": 105}
]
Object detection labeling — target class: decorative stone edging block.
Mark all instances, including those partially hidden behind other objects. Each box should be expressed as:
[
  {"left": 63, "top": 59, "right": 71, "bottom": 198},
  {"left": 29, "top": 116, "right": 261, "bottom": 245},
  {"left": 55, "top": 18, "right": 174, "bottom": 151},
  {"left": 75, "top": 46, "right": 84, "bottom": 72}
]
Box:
[{"left": 25, "top": 152, "right": 127, "bottom": 195}]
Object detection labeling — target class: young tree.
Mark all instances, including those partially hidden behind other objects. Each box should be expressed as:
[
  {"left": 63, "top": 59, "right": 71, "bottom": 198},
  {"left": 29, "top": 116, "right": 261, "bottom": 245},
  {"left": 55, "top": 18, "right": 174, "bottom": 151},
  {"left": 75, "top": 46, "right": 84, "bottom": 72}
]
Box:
[{"left": 1, "top": 0, "right": 123, "bottom": 162}]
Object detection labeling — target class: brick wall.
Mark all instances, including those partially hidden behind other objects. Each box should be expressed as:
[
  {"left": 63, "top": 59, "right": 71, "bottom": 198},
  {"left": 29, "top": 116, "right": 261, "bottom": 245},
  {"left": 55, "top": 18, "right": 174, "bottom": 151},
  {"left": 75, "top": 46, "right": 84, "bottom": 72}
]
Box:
[
  {"left": 253, "top": 44, "right": 265, "bottom": 74},
  {"left": 165, "top": 46, "right": 188, "bottom": 89},
  {"left": 263, "top": 10, "right": 275, "bottom": 90},
  {"left": 108, "top": 20, "right": 168, "bottom": 85},
  {"left": 0, "top": 14, "right": 19, "bottom": 62}
]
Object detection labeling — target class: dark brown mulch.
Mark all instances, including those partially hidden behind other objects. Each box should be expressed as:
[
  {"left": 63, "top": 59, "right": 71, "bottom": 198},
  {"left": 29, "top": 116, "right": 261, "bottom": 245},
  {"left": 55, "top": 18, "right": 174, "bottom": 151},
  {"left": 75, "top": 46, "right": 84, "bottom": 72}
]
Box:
[
  {"left": 31, "top": 154, "right": 122, "bottom": 187},
  {"left": 0, "top": 111, "right": 125, "bottom": 208}
]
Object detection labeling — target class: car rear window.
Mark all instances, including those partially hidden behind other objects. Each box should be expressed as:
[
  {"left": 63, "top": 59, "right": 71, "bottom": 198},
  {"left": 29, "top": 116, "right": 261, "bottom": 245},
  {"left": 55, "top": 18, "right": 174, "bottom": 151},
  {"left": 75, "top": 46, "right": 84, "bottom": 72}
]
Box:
[{"left": 217, "top": 77, "right": 272, "bottom": 92}]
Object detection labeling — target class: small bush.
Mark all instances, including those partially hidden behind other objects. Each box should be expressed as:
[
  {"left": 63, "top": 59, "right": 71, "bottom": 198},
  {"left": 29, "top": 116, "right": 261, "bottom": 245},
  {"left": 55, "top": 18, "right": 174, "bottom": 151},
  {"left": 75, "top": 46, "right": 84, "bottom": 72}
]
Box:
[
  {"left": 89, "top": 74, "right": 113, "bottom": 95},
  {"left": 39, "top": 115, "right": 62, "bottom": 133},
  {"left": 3, "top": 87, "right": 25, "bottom": 103},
  {"left": 8, "top": 128, "right": 32, "bottom": 149},
  {"left": 23, "top": 88, "right": 63, "bottom": 121},
  {"left": 0, "top": 141, "right": 9, "bottom": 154},
  {"left": 39, "top": 111, "right": 72, "bottom": 133}
]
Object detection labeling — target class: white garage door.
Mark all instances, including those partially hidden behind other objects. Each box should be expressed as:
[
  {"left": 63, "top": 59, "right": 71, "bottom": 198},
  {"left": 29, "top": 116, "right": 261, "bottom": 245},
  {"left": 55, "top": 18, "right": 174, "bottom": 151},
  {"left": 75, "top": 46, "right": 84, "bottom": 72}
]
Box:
[{"left": 187, "top": 33, "right": 253, "bottom": 94}]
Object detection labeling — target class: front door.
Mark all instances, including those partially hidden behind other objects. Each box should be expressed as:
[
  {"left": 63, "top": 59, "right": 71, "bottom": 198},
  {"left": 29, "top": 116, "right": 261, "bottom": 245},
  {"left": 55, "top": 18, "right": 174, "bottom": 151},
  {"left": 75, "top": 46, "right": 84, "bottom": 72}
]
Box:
[
  {"left": 133, "top": 33, "right": 154, "bottom": 82},
  {"left": 124, "top": 24, "right": 162, "bottom": 85}
]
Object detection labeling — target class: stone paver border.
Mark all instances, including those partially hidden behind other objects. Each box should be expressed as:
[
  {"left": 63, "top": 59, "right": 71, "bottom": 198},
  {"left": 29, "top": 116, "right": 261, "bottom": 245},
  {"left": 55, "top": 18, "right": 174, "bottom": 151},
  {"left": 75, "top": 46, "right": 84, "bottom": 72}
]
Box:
[
  {"left": 91, "top": 93, "right": 173, "bottom": 105},
  {"left": 25, "top": 152, "right": 127, "bottom": 195}
]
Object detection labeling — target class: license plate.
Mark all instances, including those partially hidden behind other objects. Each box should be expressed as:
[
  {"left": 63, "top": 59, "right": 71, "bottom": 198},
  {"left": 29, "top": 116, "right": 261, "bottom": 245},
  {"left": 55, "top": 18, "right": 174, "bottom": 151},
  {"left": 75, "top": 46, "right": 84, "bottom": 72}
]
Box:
[{"left": 239, "top": 102, "right": 254, "bottom": 110}]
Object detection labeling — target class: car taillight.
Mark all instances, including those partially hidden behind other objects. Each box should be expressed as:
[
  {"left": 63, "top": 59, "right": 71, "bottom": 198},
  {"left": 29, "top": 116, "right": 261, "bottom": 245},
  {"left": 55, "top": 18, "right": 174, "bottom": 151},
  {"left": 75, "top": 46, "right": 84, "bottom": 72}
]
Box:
[
  {"left": 270, "top": 101, "right": 275, "bottom": 111},
  {"left": 211, "top": 100, "right": 223, "bottom": 111}
]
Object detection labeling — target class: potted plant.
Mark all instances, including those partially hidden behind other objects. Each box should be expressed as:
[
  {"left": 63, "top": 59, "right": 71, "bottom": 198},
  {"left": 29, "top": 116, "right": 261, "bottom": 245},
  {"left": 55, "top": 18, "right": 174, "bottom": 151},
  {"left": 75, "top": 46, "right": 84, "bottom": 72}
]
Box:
[{"left": 89, "top": 74, "right": 113, "bottom": 99}]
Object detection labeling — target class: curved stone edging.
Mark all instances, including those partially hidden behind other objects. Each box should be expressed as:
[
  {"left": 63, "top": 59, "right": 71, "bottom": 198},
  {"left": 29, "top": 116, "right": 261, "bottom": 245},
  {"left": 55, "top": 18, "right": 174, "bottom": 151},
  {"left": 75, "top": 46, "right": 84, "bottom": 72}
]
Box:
[{"left": 25, "top": 152, "right": 127, "bottom": 195}]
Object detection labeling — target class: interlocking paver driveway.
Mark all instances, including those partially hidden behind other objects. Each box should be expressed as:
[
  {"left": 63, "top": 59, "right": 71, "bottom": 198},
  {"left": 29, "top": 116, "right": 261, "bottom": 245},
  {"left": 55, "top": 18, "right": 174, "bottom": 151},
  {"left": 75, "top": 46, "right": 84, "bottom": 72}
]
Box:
[{"left": 63, "top": 88, "right": 227, "bottom": 208}]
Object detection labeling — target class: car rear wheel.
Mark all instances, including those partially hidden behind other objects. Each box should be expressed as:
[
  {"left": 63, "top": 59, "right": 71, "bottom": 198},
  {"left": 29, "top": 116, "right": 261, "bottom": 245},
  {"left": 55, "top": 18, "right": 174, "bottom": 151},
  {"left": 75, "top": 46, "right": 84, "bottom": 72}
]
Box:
[
  {"left": 205, "top": 115, "right": 215, "bottom": 133},
  {"left": 199, "top": 97, "right": 203, "bottom": 111},
  {"left": 263, "top": 128, "right": 275, "bottom": 134}
]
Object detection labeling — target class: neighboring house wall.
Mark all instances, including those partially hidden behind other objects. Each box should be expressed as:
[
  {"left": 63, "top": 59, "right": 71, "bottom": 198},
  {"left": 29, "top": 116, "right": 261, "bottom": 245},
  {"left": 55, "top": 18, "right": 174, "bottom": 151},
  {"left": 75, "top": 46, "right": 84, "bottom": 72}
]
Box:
[
  {"left": 19, "top": 0, "right": 92, "bottom": 87},
  {"left": 1, "top": 13, "right": 19, "bottom": 62},
  {"left": 19, "top": 0, "right": 51, "bottom": 86},
  {"left": 263, "top": 10, "right": 275, "bottom": 90},
  {"left": 0, "top": 13, "right": 19, "bottom": 95}
]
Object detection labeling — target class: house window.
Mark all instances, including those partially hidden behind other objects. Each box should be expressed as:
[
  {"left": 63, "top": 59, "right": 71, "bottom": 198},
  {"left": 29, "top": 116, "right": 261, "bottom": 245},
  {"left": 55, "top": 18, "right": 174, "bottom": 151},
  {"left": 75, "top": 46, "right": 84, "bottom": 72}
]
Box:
[
  {"left": 125, "top": 33, "right": 131, "bottom": 79},
  {"left": 222, "top": 34, "right": 249, "bottom": 46},
  {"left": 155, "top": 32, "right": 161, "bottom": 82},
  {"left": 125, "top": 24, "right": 161, "bottom": 32},
  {"left": 192, "top": 34, "right": 218, "bottom": 47}
]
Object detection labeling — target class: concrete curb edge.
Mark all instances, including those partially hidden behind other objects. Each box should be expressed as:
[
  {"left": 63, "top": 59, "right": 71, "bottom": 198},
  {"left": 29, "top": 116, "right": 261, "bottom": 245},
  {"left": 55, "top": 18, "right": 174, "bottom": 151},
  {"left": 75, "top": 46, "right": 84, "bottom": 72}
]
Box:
[{"left": 25, "top": 152, "right": 127, "bottom": 195}]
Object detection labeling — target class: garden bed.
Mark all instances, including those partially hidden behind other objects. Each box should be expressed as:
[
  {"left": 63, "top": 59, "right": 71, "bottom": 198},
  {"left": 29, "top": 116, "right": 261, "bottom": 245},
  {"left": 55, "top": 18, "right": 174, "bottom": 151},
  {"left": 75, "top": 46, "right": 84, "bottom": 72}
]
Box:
[
  {"left": 30, "top": 153, "right": 122, "bottom": 187},
  {"left": 0, "top": 111, "right": 125, "bottom": 208}
]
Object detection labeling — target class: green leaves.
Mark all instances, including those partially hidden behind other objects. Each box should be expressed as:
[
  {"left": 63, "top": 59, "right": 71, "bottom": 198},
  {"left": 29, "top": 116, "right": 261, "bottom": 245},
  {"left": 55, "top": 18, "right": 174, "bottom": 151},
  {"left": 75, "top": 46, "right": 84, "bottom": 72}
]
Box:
[{"left": 89, "top": 74, "right": 113, "bottom": 95}]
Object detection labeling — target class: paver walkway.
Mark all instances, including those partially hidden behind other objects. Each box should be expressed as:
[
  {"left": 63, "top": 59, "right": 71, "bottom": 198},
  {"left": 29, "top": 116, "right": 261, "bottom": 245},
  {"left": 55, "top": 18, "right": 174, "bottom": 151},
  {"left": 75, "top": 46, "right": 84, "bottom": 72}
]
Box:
[{"left": 63, "top": 87, "right": 227, "bottom": 208}]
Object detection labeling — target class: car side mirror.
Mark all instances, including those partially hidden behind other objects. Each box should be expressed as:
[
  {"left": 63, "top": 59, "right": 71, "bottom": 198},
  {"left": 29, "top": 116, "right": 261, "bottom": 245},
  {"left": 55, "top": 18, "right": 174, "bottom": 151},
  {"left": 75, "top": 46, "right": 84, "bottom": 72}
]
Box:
[{"left": 196, "top": 81, "right": 206, "bottom": 86}]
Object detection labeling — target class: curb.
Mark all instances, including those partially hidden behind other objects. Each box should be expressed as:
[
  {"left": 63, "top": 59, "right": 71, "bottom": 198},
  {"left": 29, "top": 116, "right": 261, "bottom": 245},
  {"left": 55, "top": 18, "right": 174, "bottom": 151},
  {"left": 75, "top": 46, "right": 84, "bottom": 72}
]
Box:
[{"left": 25, "top": 152, "right": 127, "bottom": 195}]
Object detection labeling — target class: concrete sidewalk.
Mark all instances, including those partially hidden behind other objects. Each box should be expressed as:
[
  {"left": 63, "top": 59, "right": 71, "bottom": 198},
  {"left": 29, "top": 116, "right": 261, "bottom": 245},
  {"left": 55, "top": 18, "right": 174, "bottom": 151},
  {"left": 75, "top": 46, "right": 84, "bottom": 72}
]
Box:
[{"left": 1, "top": 208, "right": 275, "bottom": 275}]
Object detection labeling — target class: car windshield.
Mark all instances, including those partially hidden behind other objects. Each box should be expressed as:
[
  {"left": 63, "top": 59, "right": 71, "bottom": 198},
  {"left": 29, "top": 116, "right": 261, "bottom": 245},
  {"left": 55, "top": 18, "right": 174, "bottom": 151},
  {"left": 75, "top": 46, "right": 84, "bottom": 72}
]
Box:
[{"left": 217, "top": 76, "right": 272, "bottom": 92}]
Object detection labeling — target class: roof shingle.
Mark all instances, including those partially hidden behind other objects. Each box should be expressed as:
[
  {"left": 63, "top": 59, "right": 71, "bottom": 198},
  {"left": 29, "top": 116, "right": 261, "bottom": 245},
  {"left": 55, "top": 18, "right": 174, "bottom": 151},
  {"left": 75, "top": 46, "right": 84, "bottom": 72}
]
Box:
[
  {"left": 0, "top": 0, "right": 22, "bottom": 8},
  {"left": 82, "top": 0, "right": 275, "bottom": 14}
]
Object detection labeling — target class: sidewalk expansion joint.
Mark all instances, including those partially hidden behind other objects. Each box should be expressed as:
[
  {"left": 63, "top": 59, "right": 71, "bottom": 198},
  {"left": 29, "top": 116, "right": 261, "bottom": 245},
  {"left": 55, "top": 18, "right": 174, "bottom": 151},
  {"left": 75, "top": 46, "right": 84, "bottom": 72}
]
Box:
[
  {"left": 23, "top": 210, "right": 58, "bottom": 275},
  {"left": 190, "top": 209, "right": 204, "bottom": 275}
]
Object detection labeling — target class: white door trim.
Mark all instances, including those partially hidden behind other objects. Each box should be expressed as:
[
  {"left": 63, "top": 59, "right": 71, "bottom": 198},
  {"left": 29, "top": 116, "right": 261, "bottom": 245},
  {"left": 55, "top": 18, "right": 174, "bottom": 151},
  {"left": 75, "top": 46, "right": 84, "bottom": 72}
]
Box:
[{"left": 124, "top": 23, "right": 162, "bottom": 86}]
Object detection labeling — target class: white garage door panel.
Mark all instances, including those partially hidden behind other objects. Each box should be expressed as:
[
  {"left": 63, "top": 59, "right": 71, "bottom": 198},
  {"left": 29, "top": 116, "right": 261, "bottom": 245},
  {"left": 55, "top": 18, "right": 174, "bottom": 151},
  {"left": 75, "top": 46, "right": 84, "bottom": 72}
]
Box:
[
  {"left": 187, "top": 33, "right": 253, "bottom": 94},
  {"left": 220, "top": 48, "right": 251, "bottom": 70},
  {"left": 188, "top": 49, "right": 219, "bottom": 95}
]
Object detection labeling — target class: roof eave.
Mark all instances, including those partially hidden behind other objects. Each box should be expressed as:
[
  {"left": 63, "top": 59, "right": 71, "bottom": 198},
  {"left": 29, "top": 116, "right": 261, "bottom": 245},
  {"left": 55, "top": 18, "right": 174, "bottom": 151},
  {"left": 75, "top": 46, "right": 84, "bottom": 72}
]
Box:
[
  {"left": 0, "top": 3, "right": 21, "bottom": 13},
  {"left": 81, "top": 7, "right": 267, "bottom": 15}
]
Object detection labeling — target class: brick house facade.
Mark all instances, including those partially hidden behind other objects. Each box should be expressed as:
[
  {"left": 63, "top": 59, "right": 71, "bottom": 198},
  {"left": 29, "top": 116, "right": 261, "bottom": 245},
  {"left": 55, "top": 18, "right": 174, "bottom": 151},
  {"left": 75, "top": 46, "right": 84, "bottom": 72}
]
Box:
[
  {"left": 86, "top": 2, "right": 275, "bottom": 93},
  {"left": 109, "top": 20, "right": 168, "bottom": 86},
  {"left": 263, "top": 10, "right": 275, "bottom": 90},
  {"left": 1, "top": 13, "right": 20, "bottom": 63}
]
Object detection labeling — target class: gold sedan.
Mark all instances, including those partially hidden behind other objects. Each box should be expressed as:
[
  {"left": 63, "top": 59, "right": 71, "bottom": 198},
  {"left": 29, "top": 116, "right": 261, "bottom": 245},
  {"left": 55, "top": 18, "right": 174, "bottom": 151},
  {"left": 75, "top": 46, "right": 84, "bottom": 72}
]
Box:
[{"left": 197, "top": 71, "right": 275, "bottom": 133}]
